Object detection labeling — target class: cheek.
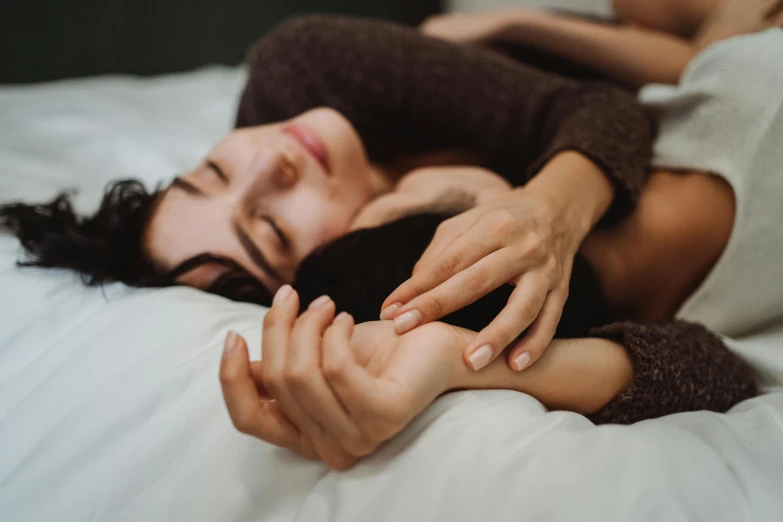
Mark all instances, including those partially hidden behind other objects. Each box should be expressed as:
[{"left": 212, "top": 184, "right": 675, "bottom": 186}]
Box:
[{"left": 280, "top": 190, "right": 355, "bottom": 257}]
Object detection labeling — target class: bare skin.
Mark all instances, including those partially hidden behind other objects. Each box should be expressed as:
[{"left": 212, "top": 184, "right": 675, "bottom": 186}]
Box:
[
  {"left": 422, "top": 0, "right": 782, "bottom": 88},
  {"left": 219, "top": 167, "right": 735, "bottom": 469},
  {"left": 582, "top": 170, "right": 735, "bottom": 321}
]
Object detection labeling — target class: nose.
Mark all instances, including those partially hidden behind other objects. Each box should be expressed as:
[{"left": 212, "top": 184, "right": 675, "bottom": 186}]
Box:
[
  {"left": 236, "top": 149, "right": 294, "bottom": 206},
  {"left": 236, "top": 147, "right": 302, "bottom": 221}
]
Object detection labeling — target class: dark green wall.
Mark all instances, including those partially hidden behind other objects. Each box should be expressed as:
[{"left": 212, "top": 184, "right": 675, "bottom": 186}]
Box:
[{"left": 0, "top": 0, "right": 441, "bottom": 83}]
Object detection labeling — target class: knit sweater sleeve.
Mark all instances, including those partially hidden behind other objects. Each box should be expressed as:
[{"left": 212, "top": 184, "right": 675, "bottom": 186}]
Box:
[
  {"left": 586, "top": 321, "right": 758, "bottom": 425},
  {"left": 236, "top": 15, "right": 653, "bottom": 218}
]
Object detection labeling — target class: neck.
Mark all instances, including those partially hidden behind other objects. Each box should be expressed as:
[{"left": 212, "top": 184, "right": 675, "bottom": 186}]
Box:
[{"left": 367, "top": 163, "right": 396, "bottom": 197}]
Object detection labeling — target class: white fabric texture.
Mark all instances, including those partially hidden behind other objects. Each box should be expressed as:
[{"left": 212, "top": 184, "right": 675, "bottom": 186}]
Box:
[
  {"left": 640, "top": 29, "right": 783, "bottom": 337},
  {"left": 1, "top": 54, "right": 783, "bottom": 522}
]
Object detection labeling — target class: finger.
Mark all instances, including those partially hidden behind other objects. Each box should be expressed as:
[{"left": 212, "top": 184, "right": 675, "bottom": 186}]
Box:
[
  {"left": 382, "top": 219, "right": 503, "bottom": 323},
  {"left": 261, "top": 284, "right": 299, "bottom": 385},
  {"left": 389, "top": 250, "right": 512, "bottom": 335},
  {"left": 220, "top": 331, "right": 301, "bottom": 450},
  {"left": 271, "top": 295, "right": 336, "bottom": 439},
  {"left": 411, "top": 212, "right": 476, "bottom": 275},
  {"left": 463, "top": 273, "right": 548, "bottom": 371},
  {"left": 287, "top": 304, "right": 363, "bottom": 442},
  {"left": 380, "top": 212, "right": 480, "bottom": 316},
  {"left": 260, "top": 287, "right": 325, "bottom": 444},
  {"left": 507, "top": 286, "right": 567, "bottom": 371},
  {"left": 321, "top": 313, "right": 388, "bottom": 423}
]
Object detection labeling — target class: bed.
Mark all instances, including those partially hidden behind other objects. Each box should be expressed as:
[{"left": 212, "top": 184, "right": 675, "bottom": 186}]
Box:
[{"left": 1, "top": 65, "right": 783, "bottom": 521}]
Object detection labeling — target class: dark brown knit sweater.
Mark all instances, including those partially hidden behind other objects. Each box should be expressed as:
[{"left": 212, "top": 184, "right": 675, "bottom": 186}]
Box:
[{"left": 235, "top": 15, "right": 757, "bottom": 424}]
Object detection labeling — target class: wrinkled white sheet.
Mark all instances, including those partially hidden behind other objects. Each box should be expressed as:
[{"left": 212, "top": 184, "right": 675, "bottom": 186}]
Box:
[{"left": 1, "top": 67, "right": 782, "bottom": 522}]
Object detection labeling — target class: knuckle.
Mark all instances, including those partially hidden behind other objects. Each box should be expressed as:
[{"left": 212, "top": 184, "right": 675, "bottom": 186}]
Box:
[
  {"left": 468, "top": 268, "right": 491, "bottom": 291},
  {"left": 524, "top": 232, "right": 547, "bottom": 259},
  {"left": 421, "top": 296, "right": 445, "bottom": 319},
  {"left": 436, "top": 254, "right": 462, "bottom": 279},
  {"left": 322, "top": 357, "right": 347, "bottom": 382},
  {"left": 519, "top": 298, "right": 541, "bottom": 322},
  {"left": 284, "top": 367, "right": 312, "bottom": 389},
  {"left": 230, "top": 412, "right": 255, "bottom": 435},
  {"left": 491, "top": 325, "right": 517, "bottom": 347},
  {"left": 492, "top": 209, "right": 518, "bottom": 233},
  {"left": 345, "top": 437, "right": 377, "bottom": 457},
  {"left": 324, "top": 452, "right": 357, "bottom": 471}
]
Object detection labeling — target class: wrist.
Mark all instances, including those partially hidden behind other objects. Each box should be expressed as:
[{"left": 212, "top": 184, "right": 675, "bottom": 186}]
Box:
[
  {"left": 523, "top": 151, "right": 614, "bottom": 240},
  {"left": 435, "top": 324, "right": 480, "bottom": 391}
]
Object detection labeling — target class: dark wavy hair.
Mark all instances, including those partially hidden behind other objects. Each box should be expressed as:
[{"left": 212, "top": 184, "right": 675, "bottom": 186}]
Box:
[{"left": 0, "top": 179, "right": 274, "bottom": 305}]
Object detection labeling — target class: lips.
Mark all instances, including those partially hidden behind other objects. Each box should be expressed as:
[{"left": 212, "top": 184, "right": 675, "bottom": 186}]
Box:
[{"left": 281, "top": 123, "right": 331, "bottom": 175}]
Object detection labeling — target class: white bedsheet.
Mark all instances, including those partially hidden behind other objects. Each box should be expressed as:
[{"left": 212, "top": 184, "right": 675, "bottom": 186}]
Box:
[{"left": 1, "top": 68, "right": 783, "bottom": 522}]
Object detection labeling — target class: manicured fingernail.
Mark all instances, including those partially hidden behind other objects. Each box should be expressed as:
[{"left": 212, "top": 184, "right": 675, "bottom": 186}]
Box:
[
  {"left": 308, "top": 295, "right": 332, "bottom": 310},
  {"left": 393, "top": 309, "right": 421, "bottom": 334},
  {"left": 468, "top": 344, "right": 493, "bottom": 371},
  {"left": 273, "top": 284, "right": 293, "bottom": 305},
  {"left": 513, "top": 351, "right": 532, "bottom": 371},
  {"left": 380, "top": 302, "right": 402, "bottom": 320},
  {"left": 223, "top": 330, "right": 238, "bottom": 358}
]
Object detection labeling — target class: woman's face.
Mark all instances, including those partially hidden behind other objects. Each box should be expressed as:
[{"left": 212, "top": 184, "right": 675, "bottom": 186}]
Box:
[{"left": 146, "top": 107, "right": 375, "bottom": 294}]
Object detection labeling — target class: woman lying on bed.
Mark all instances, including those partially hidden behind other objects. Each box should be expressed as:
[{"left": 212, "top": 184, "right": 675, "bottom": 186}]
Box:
[
  {"left": 3, "top": 16, "right": 657, "bottom": 376},
  {"left": 0, "top": 17, "right": 766, "bottom": 468}
]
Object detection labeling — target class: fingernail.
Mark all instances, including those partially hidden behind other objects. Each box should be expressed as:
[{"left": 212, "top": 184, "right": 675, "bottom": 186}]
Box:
[
  {"left": 393, "top": 309, "right": 421, "bottom": 334},
  {"left": 468, "top": 344, "right": 493, "bottom": 371},
  {"left": 308, "top": 295, "right": 332, "bottom": 310},
  {"left": 513, "top": 351, "right": 532, "bottom": 371},
  {"left": 273, "top": 284, "right": 293, "bottom": 305},
  {"left": 380, "top": 302, "right": 402, "bottom": 320},
  {"left": 223, "top": 330, "right": 238, "bottom": 359}
]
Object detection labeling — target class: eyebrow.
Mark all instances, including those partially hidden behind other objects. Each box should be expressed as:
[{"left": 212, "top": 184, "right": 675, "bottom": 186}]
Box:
[
  {"left": 170, "top": 176, "right": 284, "bottom": 285},
  {"left": 171, "top": 177, "right": 204, "bottom": 196},
  {"left": 233, "top": 221, "right": 285, "bottom": 284}
]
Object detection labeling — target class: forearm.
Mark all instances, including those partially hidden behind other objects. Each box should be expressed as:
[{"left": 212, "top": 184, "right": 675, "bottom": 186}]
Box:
[
  {"left": 491, "top": 10, "right": 696, "bottom": 87},
  {"left": 445, "top": 325, "right": 633, "bottom": 415},
  {"left": 443, "top": 320, "right": 757, "bottom": 424}
]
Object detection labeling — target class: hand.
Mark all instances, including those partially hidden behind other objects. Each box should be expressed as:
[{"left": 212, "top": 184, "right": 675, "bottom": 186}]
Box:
[
  {"left": 219, "top": 286, "right": 464, "bottom": 470},
  {"left": 381, "top": 152, "right": 613, "bottom": 373},
  {"left": 420, "top": 11, "right": 518, "bottom": 45}
]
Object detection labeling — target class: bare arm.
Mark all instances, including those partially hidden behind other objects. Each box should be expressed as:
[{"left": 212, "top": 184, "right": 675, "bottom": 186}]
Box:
[
  {"left": 422, "top": 10, "right": 696, "bottom": 88},
  {"left": 220, "top": 293, "right": 756, "bottom": 469},
  {"left": 441, "top": 320, "right": 756, "bottom": 423}
]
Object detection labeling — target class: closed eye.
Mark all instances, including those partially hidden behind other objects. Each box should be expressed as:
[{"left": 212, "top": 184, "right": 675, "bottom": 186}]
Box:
[
  {"left": 264, "top": 216, "right": 291, "bottom": 251},
  {"left": 206, "top": 160, "right": 228, "bottom": 183}
]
